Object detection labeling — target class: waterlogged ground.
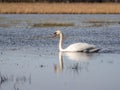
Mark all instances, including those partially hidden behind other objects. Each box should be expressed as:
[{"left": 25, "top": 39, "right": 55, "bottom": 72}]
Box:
[{"left": 0, "top": 14, "right": 120, "bottom": 90}]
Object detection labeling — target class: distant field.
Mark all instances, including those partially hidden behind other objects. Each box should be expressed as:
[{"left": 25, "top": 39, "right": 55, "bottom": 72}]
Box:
[{"left": 0, "top": 3, "right": 120, "bottom": 14}]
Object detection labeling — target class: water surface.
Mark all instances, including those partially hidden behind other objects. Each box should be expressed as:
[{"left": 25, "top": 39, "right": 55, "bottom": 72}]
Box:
[{"left": 0, "top": 14, "right": 120, "bottom": 90}]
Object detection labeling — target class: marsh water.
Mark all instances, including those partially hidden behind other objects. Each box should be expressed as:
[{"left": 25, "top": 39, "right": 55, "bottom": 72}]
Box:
[{"left": 0, "top": 14, "right": 120, "bottom": 90}]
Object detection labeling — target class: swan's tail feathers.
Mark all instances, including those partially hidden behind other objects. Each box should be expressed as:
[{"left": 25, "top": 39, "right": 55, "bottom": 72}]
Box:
[
  {"left": 89, "top": 48, "right": 101, "bottom": 53},
  {"left": 82, "top": 48, "right": 101, "bottom": 53}
]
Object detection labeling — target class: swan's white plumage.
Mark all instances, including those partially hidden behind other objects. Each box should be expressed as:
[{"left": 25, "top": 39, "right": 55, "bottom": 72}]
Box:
[
  {"left": 63, "top": 43, "right": 95, "bottom": 52},
  {"left": 53, "top": 30, "right": 100, "bottom": 53}
]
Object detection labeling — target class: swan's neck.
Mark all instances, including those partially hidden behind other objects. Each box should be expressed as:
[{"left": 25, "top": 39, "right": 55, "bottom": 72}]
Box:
[{"left": 59, "top": 33, "right": 64, "bottom": 51}]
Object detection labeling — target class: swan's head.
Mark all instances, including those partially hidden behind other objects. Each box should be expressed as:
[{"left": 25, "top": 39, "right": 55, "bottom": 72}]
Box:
[{"left": 53, "top": 30, "right": 62, "bottom": 38}]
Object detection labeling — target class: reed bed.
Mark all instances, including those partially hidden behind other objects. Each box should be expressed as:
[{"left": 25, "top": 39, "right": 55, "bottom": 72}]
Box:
[{"left": 0, "top": 3, "right": 120, "bottom": 14}]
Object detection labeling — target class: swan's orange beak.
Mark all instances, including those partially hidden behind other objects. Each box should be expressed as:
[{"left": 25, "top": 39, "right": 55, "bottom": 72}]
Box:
[{"left": 52, "top": 32, "right": 57, "bottom": 38}]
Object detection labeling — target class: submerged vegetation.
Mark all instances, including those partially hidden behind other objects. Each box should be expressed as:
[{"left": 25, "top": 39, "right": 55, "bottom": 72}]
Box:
[
  {"left": 32, "top": 22, "right": 74, "bottom": 27},
  {"left": 85, "top": 20, "right": 120, "bottom": 24},
  {"left": 84, "top": 20, "right": 120, "bottom": 27}
]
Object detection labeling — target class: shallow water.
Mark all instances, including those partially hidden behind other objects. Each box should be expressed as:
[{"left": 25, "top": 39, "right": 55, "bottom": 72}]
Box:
[{"left": 0, "top": 14, "right": 120, "bottom": 90}]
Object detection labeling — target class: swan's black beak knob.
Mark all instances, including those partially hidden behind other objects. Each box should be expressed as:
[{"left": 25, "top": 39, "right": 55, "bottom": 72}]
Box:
[{"left": 52, "top": 32, "right": 57, "bottom": 38}]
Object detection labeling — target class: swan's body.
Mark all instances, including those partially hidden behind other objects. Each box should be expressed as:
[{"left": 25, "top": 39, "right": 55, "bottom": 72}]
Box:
[{"left": 53, "top": 30, "right": 100, "bottom": 53}]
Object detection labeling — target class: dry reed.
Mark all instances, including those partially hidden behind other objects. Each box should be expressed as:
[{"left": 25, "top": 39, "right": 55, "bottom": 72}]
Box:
[{"left": 0, "top": 3, "right": 120, "bottom": 14}]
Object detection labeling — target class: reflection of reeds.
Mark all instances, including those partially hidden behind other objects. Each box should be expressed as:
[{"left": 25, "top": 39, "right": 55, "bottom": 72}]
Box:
[
  {"left": 0, "top": 72, "right": 31, "bottom": 90},
  {"left": 0, "top": 3, "right": 120, "bottom": 14},
  {"left": 68, "top": 62, "right": 89, "bottom": 73},
  {"left": 0, "top": 73, "right": 8, "bottom": 86}
]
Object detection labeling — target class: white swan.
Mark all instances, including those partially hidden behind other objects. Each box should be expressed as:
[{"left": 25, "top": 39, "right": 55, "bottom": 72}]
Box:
[{"left": 53, "top": 30, "right": 100, "bottom": 53}]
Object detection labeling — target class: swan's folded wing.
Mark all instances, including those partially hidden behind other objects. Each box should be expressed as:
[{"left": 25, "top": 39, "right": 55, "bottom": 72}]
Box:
[
  {"left": 64, "top": 43, "right": 96, "bottom": 52},
  {"left": 81, "top": 47, "right": 100, "bottom": 53}
]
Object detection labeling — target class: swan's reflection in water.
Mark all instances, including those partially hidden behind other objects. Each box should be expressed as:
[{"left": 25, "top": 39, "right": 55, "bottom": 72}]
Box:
[
  {"left": 63, "top": 52, "right": 94, "bottom": 61},
  {"left": 54, "top": 52, "right": 97, "bottom": 73}
]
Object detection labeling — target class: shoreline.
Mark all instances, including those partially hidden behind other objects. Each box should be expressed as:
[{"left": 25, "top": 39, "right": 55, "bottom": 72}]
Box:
[{"left": 0, "top": 3, "right": 120, "bottom": 14}]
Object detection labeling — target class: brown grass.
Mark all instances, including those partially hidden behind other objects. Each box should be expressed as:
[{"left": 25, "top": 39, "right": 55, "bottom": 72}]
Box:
[{"left": 0, "top": 3, "right": 120, "bottom": 14}]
